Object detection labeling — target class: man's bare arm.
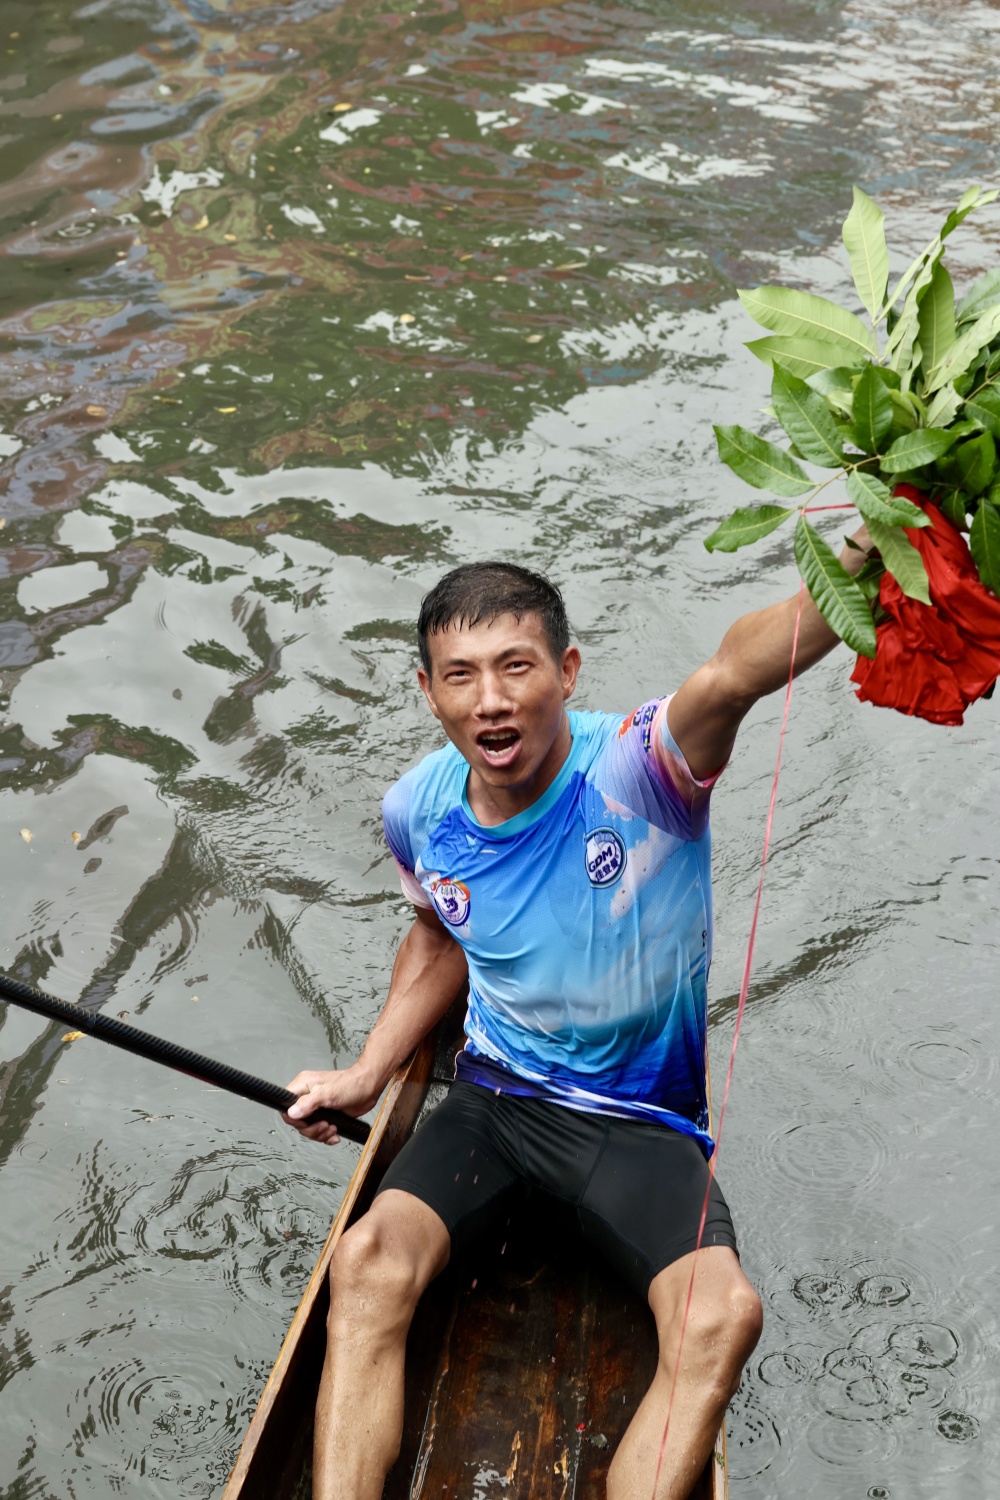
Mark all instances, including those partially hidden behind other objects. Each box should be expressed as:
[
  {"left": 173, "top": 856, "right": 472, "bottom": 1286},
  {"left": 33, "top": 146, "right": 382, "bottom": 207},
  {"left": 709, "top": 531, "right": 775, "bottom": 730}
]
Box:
[
  {"left": 284, "top": 904, "right": 468, "bottom": 1145},
  {"left": 667, "top": 526, "right": 872, "bottom": 781}
]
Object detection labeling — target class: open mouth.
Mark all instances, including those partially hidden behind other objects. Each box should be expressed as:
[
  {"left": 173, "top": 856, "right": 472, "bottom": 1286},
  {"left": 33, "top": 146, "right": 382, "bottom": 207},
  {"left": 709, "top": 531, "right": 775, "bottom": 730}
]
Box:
[{"left": 477, "top": 728, "right": 521, "bottom": 763}]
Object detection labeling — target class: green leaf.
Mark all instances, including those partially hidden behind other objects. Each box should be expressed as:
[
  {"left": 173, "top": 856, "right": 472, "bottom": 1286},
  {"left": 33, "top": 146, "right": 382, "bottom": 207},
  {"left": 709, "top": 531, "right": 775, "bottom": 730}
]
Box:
[
  {"left": 884, "top": 389, "right": 918, "bottom": 441},
  {"left": 886, "top": 247, "right": 944, "bottom": 372},
  {"left": 880, "top": 189, "right": 995, "bottom": 324},
  {"left": 951, "top": 432, "right": 997, "bottom": 496},
  {"left": 938, "top": 489, "right": 968, "bottom": 529},
  {"left": 793, "top": 516, "right": 877, "bottom": 656},
  {"left": 969, "top": 496, "right": 1000, "bottom": 596},
  {"left": 925, "top": 304, "right": 1000, "bottom": 393},
  {"left": 924, "top": 382, "right": 963, "bottom": 429},
  {"left": 704, "top": 504, "right": 797, "bottom": 553},
  {"left": 956, "top": 267, "right": 1000, "bottom": 325},
  {"left": 881, "top": 427, "right": 961, "bottom": 472},
  {"left": 893, "top": 240, "right": 947, "bottom": 322},
  {"left": 739, "top": 286, "right": 876, "bottom": 359},
  {"left": 917, "top": 261, "right": 956, "bottom": 379},
  {"left": 846, "top": 469, "right": 929, "bottom": 527},
  {"left": 713, "top": 424, "right": 813, "bottom": 497},
  {"left": 964, "top": 387, "right": 1000, "bottom": 438},
  {"left": 807, "top": 365, "right": 858, "bottom": 418},
  {"left": 771, "top": 366, "right": 847, "bottom": 467},
  {"left": 939, "top": 185, "right": 998, "bottom": 241},
  {"left": 851, "top": 365, "right": 894, "bottom": 452},
  {"left": 866, "top": 516, "right": 931, "bottom": 604},
  {"left": 747, "top": 336, "right": 868, "bottom": 380},
  {"left": 853, "top": 556, "right": 886, "bottom": 602},
  {"left": 842, "top": 187, "right": 889, "bottom": 321}
]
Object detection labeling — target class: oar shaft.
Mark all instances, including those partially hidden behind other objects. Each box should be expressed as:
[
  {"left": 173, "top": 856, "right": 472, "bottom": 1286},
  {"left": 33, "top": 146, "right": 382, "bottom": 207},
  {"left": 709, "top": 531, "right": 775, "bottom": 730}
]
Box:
[{"left": 0, "top": 971, "right": 370, "bottom": 1145}]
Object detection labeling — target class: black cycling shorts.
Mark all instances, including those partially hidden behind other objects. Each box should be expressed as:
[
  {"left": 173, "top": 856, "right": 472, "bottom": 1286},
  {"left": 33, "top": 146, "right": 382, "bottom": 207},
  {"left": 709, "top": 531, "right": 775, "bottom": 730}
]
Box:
[{"left": 377, "top": 1082, "right": 738, "bottom": 1297}]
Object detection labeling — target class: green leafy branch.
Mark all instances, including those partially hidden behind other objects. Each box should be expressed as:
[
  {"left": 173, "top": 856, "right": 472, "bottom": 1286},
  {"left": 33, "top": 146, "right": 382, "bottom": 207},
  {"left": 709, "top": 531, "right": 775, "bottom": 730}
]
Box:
[{"left": 706, "top": 186, "right": 1000, "bottom": 657}]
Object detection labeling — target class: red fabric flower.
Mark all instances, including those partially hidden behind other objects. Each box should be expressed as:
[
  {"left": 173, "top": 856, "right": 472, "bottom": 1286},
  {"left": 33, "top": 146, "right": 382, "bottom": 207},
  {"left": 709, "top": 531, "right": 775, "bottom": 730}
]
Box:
[{"left": 850, "top": 486, "right": 1000, "bottom": 726}]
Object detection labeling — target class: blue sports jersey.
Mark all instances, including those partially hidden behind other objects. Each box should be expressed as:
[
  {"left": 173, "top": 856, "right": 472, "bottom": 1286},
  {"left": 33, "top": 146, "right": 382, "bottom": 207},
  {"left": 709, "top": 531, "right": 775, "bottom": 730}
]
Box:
[{"left": 381, "top": 699, "right": 721, "bottom": 1154}]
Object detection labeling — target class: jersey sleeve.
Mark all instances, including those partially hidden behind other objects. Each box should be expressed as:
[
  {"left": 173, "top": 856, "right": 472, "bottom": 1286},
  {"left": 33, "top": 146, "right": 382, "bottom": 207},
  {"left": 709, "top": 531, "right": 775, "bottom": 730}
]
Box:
[
  {"left": 381, "top": 777, "right": 433, "bottom": 908},
  {"left": 601, "top": 696, "right": 723, "bottom": 841},
  {"left": 652, "top": 697, "right": 724, "bottom": 839}
]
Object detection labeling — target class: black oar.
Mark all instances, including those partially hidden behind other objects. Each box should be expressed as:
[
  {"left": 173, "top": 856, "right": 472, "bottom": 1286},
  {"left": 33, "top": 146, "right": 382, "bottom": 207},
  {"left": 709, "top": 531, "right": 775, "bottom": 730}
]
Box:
[{"left": 0, "top": 970, "right": 370, "bottom": 1145}]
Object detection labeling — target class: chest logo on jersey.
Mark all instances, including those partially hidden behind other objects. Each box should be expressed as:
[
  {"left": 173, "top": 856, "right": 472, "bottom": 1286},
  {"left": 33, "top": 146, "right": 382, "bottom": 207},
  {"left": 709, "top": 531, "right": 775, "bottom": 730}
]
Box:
[
  {"left": 431, "top": 877, "right": 471, "bottom": 927},
  {"left": 585, "top": 828, "right": 626, "bottom": 888}
]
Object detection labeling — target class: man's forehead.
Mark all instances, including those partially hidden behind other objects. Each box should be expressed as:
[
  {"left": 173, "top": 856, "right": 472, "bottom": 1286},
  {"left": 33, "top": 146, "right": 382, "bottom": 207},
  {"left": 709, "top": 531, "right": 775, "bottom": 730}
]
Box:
[{"left": 425, "top": 610, "right": 548, "bottom": 662}]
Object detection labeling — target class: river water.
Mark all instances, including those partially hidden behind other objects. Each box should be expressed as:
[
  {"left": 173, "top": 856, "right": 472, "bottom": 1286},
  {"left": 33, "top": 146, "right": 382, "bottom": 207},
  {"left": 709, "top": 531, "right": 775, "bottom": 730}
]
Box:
[{"left": 1, "top": 1, "right": 998, "bottom": 1496}]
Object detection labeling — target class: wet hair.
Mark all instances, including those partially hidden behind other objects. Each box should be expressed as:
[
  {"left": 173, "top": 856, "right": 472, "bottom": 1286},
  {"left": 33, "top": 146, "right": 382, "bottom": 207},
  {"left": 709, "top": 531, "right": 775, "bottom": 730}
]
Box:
[{"left": 417, "top": 561, "right": 570, "bottom": 673}]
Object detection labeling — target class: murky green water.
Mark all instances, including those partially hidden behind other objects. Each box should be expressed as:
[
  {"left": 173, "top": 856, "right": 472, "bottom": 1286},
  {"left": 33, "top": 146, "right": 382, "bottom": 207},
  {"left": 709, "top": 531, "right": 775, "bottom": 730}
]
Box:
[{"left": 1, "top": 0, "right": 998, "bottom": 1495}]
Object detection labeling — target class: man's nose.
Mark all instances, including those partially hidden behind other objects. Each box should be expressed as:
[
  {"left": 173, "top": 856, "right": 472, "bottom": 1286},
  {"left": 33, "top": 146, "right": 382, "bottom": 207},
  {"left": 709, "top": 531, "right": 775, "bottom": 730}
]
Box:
[{"left": 477, "top": 671, "right": 513, "bottom": 715}]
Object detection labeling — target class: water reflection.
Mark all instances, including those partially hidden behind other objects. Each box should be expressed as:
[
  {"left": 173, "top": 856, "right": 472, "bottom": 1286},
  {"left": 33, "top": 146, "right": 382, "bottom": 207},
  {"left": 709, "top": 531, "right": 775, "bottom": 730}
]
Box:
[{"left": 1, "top": 0, "right": 999, "bottom": 1495}]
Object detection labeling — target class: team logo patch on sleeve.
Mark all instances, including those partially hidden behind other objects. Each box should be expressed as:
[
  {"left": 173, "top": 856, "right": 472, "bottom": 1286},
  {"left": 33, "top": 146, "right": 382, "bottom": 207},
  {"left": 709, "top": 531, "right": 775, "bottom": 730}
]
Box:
[
  {"left": 431, "top": 877, "right": 471, "bottom": 926},
  {"left": 585, "top": 828, "right": 626, "bottom": 887},
  {"left": 618, "top": 700, "right": 661, "bottom": 752}
]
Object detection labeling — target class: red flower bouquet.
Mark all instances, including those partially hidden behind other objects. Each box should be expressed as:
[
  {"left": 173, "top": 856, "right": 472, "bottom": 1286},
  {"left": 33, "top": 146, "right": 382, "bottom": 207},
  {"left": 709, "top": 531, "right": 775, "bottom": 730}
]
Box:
[
  {"left": 704, "top": 185, "right": 1000, "bottom": 728},
  {"left": 850, "top": 489, "right": 1000, "bottom": 725}
]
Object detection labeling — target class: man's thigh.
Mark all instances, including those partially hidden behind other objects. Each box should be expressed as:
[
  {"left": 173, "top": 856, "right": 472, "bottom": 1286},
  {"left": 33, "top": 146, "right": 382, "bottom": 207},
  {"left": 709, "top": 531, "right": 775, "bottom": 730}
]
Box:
[
  {"left": 376, "top": 1082, "right": 528, "bottom": 1256},
  {"left": 573, "top": 1118, "right": 739, "bottom": 1298}
]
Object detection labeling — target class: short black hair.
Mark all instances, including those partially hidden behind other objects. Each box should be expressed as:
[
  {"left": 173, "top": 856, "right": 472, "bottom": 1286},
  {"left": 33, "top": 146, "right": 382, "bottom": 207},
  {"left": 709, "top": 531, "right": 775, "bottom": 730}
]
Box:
[{"left": 417, "top": 561, "right": 569, "bottom": 673}]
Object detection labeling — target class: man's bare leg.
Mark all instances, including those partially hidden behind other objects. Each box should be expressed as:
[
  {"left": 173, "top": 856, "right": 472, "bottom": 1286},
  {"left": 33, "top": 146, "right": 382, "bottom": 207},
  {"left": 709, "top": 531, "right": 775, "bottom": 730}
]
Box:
[
  {"left": 312, "top": 1189, "right": 450, "bottom": 1500},
  {"left": 607, "top": 1247, "right": 762, "bottom": 1500}
]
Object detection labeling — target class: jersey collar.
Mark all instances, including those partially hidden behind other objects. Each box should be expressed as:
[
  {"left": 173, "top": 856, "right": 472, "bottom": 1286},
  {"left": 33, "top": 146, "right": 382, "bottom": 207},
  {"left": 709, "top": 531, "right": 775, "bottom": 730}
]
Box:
[{"left": 461, "top": 725, "right": 580, "bottom": 839}]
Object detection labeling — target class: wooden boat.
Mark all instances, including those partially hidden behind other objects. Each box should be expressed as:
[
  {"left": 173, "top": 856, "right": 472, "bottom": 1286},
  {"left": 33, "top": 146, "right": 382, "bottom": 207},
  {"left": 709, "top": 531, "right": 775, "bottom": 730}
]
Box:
[{"left": 224, "top": 1013, "right": 729, "bottom": 1500}]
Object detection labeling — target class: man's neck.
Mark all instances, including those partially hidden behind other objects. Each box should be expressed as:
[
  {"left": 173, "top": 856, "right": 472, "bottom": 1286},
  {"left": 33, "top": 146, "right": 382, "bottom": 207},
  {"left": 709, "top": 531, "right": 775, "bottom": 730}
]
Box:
[{"left": 465, "top": 715, "right": 573, "bottom": 828}]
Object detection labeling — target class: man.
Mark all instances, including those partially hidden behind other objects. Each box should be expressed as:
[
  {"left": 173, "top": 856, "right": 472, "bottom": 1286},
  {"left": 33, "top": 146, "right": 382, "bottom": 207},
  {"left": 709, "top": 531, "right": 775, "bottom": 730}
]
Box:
[{"left": 285, "top": 537, "right": 870, "bottom": 1499}]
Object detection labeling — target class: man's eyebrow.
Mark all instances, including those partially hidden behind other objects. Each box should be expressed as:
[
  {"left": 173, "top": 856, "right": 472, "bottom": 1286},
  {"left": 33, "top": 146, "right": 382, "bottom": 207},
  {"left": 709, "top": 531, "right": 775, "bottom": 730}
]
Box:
[{"left": 438, "top": 643, "right": 541, "bottom": 668}]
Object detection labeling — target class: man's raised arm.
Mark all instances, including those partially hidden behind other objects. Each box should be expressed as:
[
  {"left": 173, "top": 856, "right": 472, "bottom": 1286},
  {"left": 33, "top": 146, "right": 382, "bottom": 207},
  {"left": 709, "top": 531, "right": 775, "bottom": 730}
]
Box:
[
  {"left": 667, "top": 524, "right": 872, "bottom": 781},
  {"left": 283, "top": 904, "right": 468, "bottom": 1145}
]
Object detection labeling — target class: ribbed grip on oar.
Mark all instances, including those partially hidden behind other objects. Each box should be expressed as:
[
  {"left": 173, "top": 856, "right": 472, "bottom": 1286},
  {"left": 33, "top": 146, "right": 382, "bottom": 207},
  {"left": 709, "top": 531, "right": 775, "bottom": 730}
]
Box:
[{"left": 0, "top": 971, "right": 371, "bottom": 1145}]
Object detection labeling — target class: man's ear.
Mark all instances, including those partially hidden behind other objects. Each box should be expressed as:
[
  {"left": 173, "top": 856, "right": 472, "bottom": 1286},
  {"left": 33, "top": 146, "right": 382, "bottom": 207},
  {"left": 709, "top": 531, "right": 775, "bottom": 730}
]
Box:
[
  {"left": 561, "top": 645, "right": 582, "bottom": 701},
  {"left": 417, "top": 666, "right": 441, "bottom": 721}
]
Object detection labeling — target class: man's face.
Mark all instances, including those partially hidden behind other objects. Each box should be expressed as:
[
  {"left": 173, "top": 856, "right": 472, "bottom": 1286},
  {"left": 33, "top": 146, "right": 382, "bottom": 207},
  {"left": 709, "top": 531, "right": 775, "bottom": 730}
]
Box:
[{"left": 417, "top": 612, "right": 580, "bottom": 793}]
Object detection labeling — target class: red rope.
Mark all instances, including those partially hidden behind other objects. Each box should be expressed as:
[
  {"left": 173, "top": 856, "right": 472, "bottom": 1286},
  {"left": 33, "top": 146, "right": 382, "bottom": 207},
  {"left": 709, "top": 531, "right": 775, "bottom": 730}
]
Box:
[{"left": 650, "top": 578, "right": 806, "bottom": 1497}]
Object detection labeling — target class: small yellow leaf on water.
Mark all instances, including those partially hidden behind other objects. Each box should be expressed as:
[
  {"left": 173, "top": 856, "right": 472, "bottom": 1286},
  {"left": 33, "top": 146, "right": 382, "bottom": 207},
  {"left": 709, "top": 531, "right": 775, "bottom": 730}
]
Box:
[
  {"left": 85, "top": 404, "right": 107, "bottom": 417},
  {"left": 525, "top": 334, "right": 543, "bottom": 343},
  {"left": 404, "top": 274, "right": 429, "bottom": 281},
  {"left": 194, "top": 214, "right": 209, "bottom": 230},
  {"left": 19, "top": 828, "right": 32, "bottom": 843},
  {"left": 223, "top": 233, "right": 237, "bottom": 242},
  {"left": 216, "top": 406, "right": 237, "bottom": 413},
  {"left": 458, "top": 253, "right": 474, "bottom": 261},
  {"left": 71, "top": 831, "right": 81, "bottom": 843},
  {"left": 333, "top": 102, "right": 352, "bottom": 112},
  {"left": 62, "top": 1031, "right": 84, "bottom": 1042},
  {"left": 190, "top": 994, "right": 200, "bottom": 1003},
  {"left": 554, "top": 261, "right": 587, "bottom": 271},
  {"left": 0, "top": 518, "right": 6, "bottom": 530},
  {"left": 398, "top": 313, "right": 415, "bottom": 324}
]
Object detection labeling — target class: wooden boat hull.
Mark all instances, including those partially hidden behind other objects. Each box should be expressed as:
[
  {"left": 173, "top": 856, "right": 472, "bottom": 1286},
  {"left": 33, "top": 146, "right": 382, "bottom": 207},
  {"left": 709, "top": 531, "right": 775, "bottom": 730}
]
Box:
[{"left": 224, "top": 1028, "right": 728, "bottom": 1500}]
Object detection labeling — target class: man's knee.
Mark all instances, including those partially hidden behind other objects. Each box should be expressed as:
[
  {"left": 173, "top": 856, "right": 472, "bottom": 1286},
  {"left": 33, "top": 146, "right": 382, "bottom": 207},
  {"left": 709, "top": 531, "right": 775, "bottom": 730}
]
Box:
[
  {"left": 328, "top": 1214, "right": 424, "bottom": 1329},
  {"left": 659, "top": 1275, "right": 763, "bottom": 1396}
]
